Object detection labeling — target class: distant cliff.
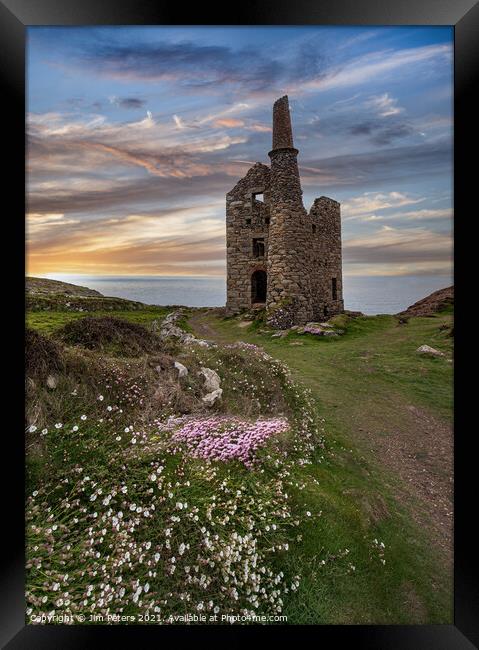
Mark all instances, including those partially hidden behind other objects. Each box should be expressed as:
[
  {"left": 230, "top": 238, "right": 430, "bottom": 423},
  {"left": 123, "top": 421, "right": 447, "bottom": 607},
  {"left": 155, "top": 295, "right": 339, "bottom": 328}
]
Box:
[
  {"left": 397, "top": 286, "right": 454, "bottom": 318},
  {"left": 26, "top": 276, "right": 148, "bottom": 312},
  {"left": 26, "top": 276, "right": 103, "bottom": 297}
]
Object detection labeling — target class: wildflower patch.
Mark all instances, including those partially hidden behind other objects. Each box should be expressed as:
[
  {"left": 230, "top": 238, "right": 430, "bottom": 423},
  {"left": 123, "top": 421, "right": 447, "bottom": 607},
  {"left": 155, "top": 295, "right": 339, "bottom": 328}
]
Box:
[
  {"left": 170, "top": 415, "right": 290, "bottom": 467},
  {"left": 26, "top": 315, "right": 327, "bottom": 624}
]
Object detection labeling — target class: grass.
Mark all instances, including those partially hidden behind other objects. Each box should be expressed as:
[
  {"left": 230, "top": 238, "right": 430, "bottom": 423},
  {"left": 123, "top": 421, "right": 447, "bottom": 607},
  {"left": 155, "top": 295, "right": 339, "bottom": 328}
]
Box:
[
  {"left": 187, "top": 309, "right": 453, "bottom": 623},
  {"left": 277, "top": 440, "right": 450, "bottom": 623},
  {"left": 25, "top": 318, "right": 324, "bottom": 623},
  {"left": 202, "top": 311, "right": 453, "bottom": 421},
  {"left": 26, "top": 306, "right": 171, "bottom": 335},
  {"left": 25, "top": 300, "right": 453, "bottom": 625}
]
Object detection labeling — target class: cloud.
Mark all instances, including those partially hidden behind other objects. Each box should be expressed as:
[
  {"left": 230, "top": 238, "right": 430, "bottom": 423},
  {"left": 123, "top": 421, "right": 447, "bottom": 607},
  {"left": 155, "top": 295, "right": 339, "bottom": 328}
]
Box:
[
  {"left": 343, "top": 225, "right": 452, "bottom": 265},
  {"left": 342, "top": 191, "right": 424, "bottom": 218},
  {"left": 304, "top": 43, "right": 452, "bottom": 92},
  {"left": 28, "top": 134, "right": 215, "bottom": 182},
  {"left": 343, "top": 262, "right": 452, "bottom": 277},
  {"left": 42, "top": 35, "right": 451, "bottom": 108},
  {"left": 109, "top": 96, "right": 147, "bottom": 109},
  {"left": 213, "top": 118, "right": 244, "bottom": 128},
  {"left": 354, "top": 207, "right": 452, "bottom": 223},
  {"left": 173, "top": 114, "right": 187, "bottom": 129},
  {"left": 299, "top": 140, "right": 452, "bottom": 191},
  {"left": 364, "top": 93, "right": 404, "bottom": 117},
  {"left": 27, "top": 212, "right": 80, "bottom": 236},
  {"left": 348, "top": 120, "right": 414, "bottom": 144},
  {"left": 27, "top": 204, "right": 227, "bottom": 276},
  {"left": 63, "top": 39, "right": 323, "bottom": 93},
  {"left": 397, "top": 208, "right": 452, "bottom": 221},
  {"left": 309, "top": 92, "right": 415, "bottom": 146},
  {"left": 370, "top": 123, "right": 415, "bottom": 145},
  {"left": 27, "top": 110, "right": 248, "bottom": 203},
  {"left": 360, "top": 215, "right": 385, "bottom": 222},
  {"left": 27, "top": 239, "right": 226, "bottom": 276},
  {"left": 27, "top": 169, "right": 232, "bottom": 216},
  {"left": 246, "top": 124, "right": 272, "bottom": 133}
]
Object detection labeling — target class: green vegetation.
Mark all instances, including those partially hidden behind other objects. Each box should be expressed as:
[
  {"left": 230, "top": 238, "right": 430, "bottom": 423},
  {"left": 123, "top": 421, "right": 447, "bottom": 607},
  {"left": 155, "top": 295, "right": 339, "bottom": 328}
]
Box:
[
  {"left": 26, "top": 306, "right": 171, "bottom": 335},
  {"left": 200, "top": 311, "right": 453, "bottom": 421},
  {"left": 187, "top": 308, "right": 453, "bottom": 623},
  {"left": 25, "top": 283, "right": 453, "bottom": 624},
  {"left": 26, "top": 315, "right": 324, "bottom": 623}
]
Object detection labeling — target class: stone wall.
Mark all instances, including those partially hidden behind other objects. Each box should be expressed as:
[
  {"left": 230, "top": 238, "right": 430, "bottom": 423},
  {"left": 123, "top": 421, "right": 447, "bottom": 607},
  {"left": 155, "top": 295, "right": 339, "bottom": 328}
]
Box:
[
  {"left": 225, "top": 163, "right": 271, "bottom": 313},
  {"left": 309, "top": 197, "right": 344, "bottom": 319}
]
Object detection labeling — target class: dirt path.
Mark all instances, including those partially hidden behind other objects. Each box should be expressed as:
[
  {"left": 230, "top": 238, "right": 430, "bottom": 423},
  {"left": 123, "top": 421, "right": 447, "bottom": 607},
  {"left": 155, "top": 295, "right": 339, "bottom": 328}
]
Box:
[
  {"left": 189, "top": 311, "right": 227, "bottom": 342},
  {"left": 189, "top": 310, "right": 453, "bottom": 566},
  {"left": 342, "top": 397, "right": 453, "bottom": 562}
]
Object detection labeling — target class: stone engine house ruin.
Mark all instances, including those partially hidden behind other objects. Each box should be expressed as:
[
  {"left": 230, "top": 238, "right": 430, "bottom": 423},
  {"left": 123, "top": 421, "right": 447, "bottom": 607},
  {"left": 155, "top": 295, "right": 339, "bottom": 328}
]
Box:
[{"left": 226, "top": 95, "right": 344, "bottom": 327}]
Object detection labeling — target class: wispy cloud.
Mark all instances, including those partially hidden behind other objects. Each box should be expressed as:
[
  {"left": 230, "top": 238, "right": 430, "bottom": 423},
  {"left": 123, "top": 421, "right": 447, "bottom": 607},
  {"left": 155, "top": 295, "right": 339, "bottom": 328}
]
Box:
[
  {"left": 364, "top": 93, "right": 404, "bottom": 117},
  {"left": 109, "top": 95, "right": 147, "bottom": 110},
  {"left": 27, "top": 212, "right": 80, "bottom": 236},
  {"left": 355, "top": 207, "right": 453, "bottom": 223},
  {"left": 28, "top": 111, "right": 247, "bottom": 186},
  {"left": 53, "top": 39, "right": 328, "bottom": 94},
  {"left": 27, "top": 204, "right": 226, "bottom": 276},
  {"left": 303, "top": 43, "right": 452, "bottom": 93},
  {"left": 213, "top": 118, "right": 244, "bottom": 128},
  {"left": 344, "top": 225, "right": 452, "bottom": 266},
  {"left": 342, "top": 191, "right": 424, "bottom": 218},
  {"left": 300, "top": 140, "right": 452, "bottom": 191}
]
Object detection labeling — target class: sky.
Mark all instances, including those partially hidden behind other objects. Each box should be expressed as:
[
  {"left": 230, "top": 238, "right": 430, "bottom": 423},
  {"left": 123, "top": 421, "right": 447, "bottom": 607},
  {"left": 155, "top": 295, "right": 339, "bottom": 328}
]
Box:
[{"left": 26, "top": 26, "right": 453, "bottom": 278}]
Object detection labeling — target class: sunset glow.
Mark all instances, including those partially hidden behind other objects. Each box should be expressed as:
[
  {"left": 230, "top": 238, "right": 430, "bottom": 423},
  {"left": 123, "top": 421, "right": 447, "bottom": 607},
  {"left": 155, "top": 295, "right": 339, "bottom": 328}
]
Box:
[{"left": 27, "top": 26, "right": 453, "bottom": 278}]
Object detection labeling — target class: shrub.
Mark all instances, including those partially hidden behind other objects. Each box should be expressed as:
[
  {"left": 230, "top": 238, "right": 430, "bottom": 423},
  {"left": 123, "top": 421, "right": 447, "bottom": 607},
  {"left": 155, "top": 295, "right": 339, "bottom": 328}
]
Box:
[
  {"left": 55, "top": 317, "right": 163, "bottom": 357},
  {"left": 26, "top": 328, "right": 65, "bottom": 379}
]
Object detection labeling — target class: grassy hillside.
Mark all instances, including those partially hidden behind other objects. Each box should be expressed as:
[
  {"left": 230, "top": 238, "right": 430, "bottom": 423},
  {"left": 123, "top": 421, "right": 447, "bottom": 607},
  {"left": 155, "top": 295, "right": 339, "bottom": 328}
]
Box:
[
  {"left": 188, "top": 307, "right": 453, "bottom": 623},
  {"left": 25, "top": 285, "right": 453, "bottom": 625},
  {"left": 27, "top": 306, "right": 171, "bottom": 335}
]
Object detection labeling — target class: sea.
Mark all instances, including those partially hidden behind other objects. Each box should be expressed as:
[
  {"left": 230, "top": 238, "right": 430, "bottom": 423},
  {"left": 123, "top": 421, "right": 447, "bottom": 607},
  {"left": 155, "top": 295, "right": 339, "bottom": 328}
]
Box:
[{"left": 41, "top": 274, "right": 453, "bottom": 315}]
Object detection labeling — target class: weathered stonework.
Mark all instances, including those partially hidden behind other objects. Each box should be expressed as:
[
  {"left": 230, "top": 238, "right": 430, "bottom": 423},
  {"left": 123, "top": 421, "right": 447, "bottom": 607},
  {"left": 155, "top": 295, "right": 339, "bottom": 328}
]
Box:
[{"left": 226, "top": 95, "right": 344, "bottom": 326}]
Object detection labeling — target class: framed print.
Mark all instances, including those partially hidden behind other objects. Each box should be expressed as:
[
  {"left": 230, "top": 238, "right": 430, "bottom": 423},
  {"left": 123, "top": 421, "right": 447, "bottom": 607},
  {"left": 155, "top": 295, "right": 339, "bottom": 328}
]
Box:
[{"left": 1, "top": 0, "right": 478, "bottom": 647}]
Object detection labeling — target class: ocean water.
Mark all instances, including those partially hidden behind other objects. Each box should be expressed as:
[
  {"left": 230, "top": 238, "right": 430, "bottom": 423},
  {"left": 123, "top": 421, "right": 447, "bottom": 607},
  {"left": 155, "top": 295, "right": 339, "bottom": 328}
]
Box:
[{"left": 43, "top": 274, "right": 453, "bottom": 315}]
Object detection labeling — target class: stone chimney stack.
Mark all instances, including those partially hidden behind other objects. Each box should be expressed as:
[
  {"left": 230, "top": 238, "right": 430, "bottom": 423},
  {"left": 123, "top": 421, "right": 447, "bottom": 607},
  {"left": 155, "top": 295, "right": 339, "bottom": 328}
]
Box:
[
  {"left": 268, "top": 95, "right": 303, "bottom": 206},
  {"left": 266, "top": 95, "right": 313, "bottom": 325},
  {"left": 272, "top": 95, "right": 295, "bottom": 150}
]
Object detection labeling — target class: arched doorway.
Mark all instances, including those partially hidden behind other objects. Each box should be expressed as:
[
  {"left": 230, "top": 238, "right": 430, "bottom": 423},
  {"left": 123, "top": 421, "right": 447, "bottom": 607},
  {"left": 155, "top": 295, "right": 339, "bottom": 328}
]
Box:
[{"left": 251, "top": 270, "right": 267, "bottom": 304}]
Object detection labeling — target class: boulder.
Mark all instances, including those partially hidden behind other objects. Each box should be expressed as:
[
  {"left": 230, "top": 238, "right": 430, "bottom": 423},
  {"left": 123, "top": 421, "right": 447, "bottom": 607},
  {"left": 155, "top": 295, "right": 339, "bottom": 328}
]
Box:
[
  {"left": 159, "top": 309, "right": 215, "bottom": 348},
  {"left": 187, "top": 337, "right": 213, "bottom": 348},
  {"left": 416, "top": 345, "right": 445, "bottom": 357},
  {"left": 301, "top": 325, "right": 325, "bottom": 336},
  {"left": 199, "top": 367, "right": 221, "bottom": 392},
  {"left": 202, "top": 388, "right": 223, "bottom": 406},
  {"left": 174, "top": 361, "right": 188, "bottom": 378}
]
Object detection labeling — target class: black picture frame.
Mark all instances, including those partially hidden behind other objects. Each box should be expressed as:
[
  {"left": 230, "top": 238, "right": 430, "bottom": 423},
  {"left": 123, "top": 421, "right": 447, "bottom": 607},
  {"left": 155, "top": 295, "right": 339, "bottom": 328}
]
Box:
[{"left": 2, "top": 1, "right": 477, "bottom": 647}]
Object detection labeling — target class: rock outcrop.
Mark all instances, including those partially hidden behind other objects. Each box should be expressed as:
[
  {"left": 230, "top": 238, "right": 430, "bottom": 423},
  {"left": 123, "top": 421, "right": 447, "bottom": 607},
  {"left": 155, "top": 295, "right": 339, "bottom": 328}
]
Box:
[
  {"left": 199, "top": 367, "right": 223, "bottom": 406},
  {"left": 416, "top": 345, "right": 445, "bottom": 357},
  {"left": 159, "top": 310, "right": 215, "bottom": 348},
  {"left": 398, "top": 286, "right": 453, "bottom": 318}
]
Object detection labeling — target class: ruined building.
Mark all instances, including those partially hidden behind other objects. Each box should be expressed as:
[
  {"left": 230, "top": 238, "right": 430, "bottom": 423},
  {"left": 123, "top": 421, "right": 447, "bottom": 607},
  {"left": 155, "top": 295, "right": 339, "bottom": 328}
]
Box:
[{"left": 226, "top": 95, "right": 344, "bottom": 327}]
